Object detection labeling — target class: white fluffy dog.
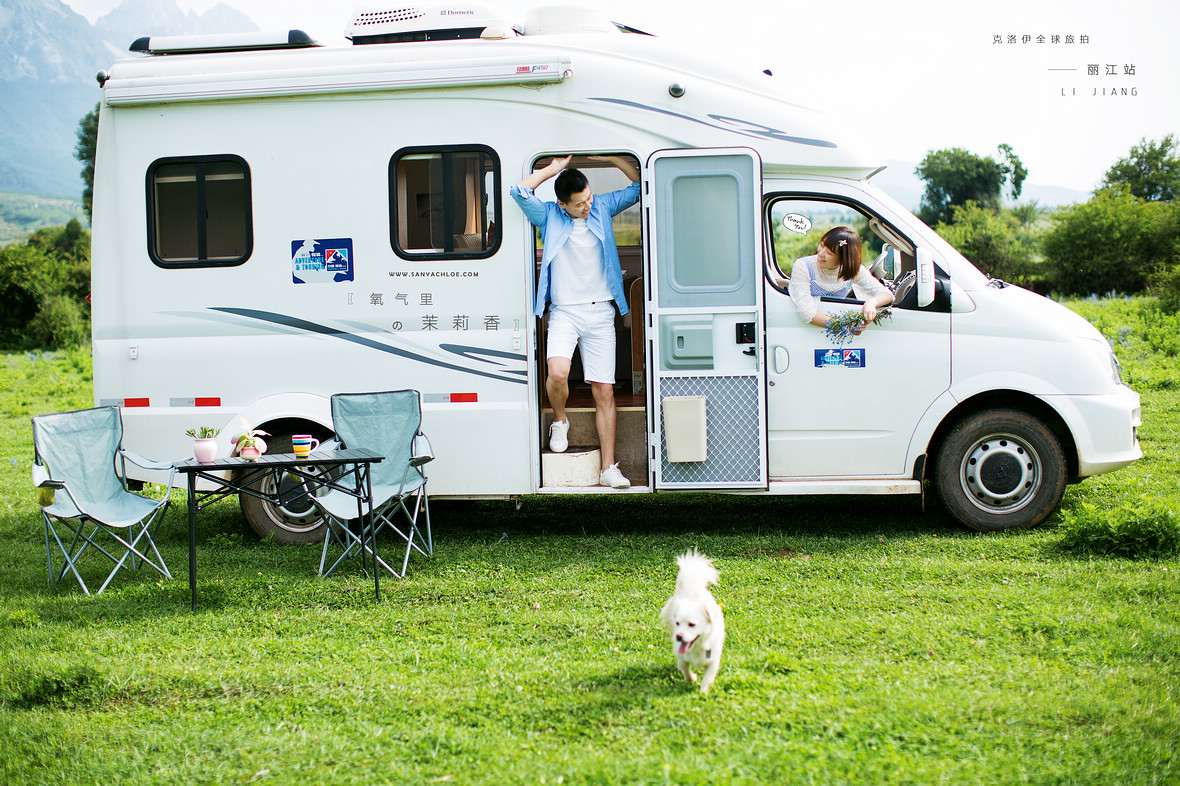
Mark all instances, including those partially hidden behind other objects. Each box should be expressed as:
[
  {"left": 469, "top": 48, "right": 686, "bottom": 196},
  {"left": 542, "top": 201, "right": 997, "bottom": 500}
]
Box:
[{"left": 660, "top": 550, "right": 725, "bottom": 694}]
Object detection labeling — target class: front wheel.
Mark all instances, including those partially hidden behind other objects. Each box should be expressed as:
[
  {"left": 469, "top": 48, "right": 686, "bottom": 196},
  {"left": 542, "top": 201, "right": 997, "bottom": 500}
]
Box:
[
  {"left": 239, "top": 433, "right": 328, "bottom": 544},
  {"left": 934, "top": 409, "right": 1067, "bottom": 532}
]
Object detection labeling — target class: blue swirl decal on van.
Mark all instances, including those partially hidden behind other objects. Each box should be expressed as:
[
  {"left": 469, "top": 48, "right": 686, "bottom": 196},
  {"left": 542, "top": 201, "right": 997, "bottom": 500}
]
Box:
[
  {"left": 210, "top": 307, "right": 527, "bottom": 385},
  {"left": 588, "top": 98, "right": 837, "bottom": 148}
]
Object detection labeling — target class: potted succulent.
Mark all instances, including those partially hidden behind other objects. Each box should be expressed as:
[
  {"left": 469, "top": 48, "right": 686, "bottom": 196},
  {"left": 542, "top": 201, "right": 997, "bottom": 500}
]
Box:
[
  {"left": 186, "top": 426, "right": 221, "bottom": 464},
  {"left": 232, "top": 429, "right": 270, "bottom": 461}
]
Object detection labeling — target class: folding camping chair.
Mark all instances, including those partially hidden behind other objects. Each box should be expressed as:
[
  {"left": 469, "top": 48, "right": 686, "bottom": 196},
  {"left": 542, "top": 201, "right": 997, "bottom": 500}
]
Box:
[
  {"left": 315, "top": 390, "right": 434, "bottom": 580},
  {"left": 31, "top": 406, "right": 176, "bottom": 596}
]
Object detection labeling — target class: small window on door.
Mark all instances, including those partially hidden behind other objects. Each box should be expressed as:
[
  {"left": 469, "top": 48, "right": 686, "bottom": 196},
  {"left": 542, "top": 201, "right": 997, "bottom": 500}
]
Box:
[
  {"left": 390, "top": 145, "right": 501, "bottom": 260},
  {"left": 147, "top": 155, "right": 252, "bottom": 268}
]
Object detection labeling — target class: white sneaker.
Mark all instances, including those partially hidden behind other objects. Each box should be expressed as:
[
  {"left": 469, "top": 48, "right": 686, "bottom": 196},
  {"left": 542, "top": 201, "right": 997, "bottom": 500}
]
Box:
[
  {"left": 549, "top": 419, "right": 569, "bottom": 453},
  {"left": 600, "top": 463, "right": 631, "bottom": 488}
]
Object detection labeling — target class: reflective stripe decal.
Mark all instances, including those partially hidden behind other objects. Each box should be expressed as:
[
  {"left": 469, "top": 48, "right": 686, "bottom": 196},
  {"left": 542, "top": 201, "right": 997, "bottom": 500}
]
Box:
[
  {"left": 169, "top": 397, "right": 222, "bottom": 407},
  {"left": 99, "top": 397, "right": 225, "bottom": 408},
  {"left": 422, "top": 393, "right": 479, "bottom": 404}
]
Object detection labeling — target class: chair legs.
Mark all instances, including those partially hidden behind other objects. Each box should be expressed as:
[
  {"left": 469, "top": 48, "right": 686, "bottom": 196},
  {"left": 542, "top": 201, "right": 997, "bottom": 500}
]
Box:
[
  {"left": 43, "top": 506, "right": 172, "bottom": 596},
  {"left": 319, "top": 488, "right": 432, "bottom": 580}
]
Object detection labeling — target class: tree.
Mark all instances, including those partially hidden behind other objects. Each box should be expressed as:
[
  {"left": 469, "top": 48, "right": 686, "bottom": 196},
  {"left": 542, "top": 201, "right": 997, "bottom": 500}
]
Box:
[
  {"left": 1041, "top": 188, "right": 1176, "bottom": 296},
  {"left": 74, "top": 103, "right": 100, "bottom": 223},
  {"left": 915, "top": 145, "right": 1027, "bottom": 225},
  {"left": 996, "top": 143, "right": 1027, "bottom": 202},
  {"left": 1100, "top": 134, "right": 1180, "bottom": 202}
]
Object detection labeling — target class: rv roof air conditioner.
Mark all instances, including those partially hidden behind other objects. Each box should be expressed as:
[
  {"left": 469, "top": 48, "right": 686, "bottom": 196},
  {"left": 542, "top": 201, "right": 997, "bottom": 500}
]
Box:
[{"left": 345, "top": 3, "right": 520, "bottom": 45}]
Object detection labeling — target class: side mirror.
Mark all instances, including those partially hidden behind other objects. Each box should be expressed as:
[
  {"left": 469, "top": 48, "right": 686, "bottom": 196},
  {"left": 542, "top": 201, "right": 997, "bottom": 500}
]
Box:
[{"left": 916, "top": 246, "right": 936, "bottom": 308}]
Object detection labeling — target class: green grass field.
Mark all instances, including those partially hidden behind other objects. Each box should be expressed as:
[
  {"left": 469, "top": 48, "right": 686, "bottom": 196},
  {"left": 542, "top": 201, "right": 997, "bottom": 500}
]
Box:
[{"left": 1, "top": 298, "right": 1177, "bottom": 785}]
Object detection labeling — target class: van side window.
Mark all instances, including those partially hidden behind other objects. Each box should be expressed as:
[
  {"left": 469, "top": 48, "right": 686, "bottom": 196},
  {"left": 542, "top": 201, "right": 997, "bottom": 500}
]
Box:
[
  {"left": 390, "top": 145, "right": 501, "bottom": 260},
  {"left": 147, "top": 155, "right": 252, "bottom": 268},
  {"left": 767, "top": 196, "right": 936, "bottom": 311}
]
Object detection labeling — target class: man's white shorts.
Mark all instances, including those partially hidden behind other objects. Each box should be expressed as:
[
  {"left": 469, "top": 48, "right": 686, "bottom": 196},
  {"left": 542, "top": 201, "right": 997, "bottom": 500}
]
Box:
[{"left": 546, "top": 301, "right": 617, "bottom": 384}]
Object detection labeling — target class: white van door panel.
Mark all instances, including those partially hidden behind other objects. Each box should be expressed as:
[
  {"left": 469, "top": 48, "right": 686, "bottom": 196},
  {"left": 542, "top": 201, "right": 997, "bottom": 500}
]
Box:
[
  {"left": 765, "top": 294, "right": 950, "bottom": 477},
  {"left": 764, "top": 189, "right": 951, "bottom": 478},
  {"left": 646, "top": 148, "right": 768, "bottom": 489}
]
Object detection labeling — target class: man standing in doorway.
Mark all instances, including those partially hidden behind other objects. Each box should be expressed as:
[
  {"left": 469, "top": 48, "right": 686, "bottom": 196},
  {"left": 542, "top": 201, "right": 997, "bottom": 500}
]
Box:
[{"left": 510, "top": 154, "right": 640, "bottom": 488}]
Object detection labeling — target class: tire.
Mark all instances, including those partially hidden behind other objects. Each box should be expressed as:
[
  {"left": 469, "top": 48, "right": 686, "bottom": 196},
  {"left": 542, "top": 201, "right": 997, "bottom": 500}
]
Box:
[
  {"left": 239, "top": 432, "right": 328, "bottom": 544},
  {"left": 934, "top": 409, "right": 1067, "bottom": 532}
]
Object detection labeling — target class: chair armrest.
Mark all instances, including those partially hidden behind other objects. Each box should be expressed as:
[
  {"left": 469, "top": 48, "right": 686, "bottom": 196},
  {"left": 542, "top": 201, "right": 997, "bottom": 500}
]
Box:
[
  {"left": 410, "top": 432, "right": 434, "bottom": 467},
  {"left": 118, "top": 449, "right": 172, "bottom": 471},
  {"left": 117, "top": 449, "right": 178, "bottom": 490}
]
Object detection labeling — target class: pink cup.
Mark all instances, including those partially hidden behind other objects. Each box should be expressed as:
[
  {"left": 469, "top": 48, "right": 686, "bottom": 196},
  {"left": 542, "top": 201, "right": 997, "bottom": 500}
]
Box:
[{"left": 291, "top": 434, "right": 319, "bottom": 459}]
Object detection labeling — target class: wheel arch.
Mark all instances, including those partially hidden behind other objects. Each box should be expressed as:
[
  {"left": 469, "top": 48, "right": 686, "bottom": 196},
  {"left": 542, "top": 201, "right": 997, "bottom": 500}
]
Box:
[
  {"left": 924, "top": 390, "right": 1079, "bottom": 484},
  {"left": 232, "top": 392, "right": 335, "bottom": 444},
  {"left": 229, "top": 394, "right": 339, "bottom": 544}
]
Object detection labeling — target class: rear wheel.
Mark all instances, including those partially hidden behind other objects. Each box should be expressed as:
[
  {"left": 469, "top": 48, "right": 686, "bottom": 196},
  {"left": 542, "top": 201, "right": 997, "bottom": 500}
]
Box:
[
  {"left": 239, "top": 432, "right": 327, "bottom": 544},
  {"left": 934, "top": 409, "right": 1067, "bottom": 532}
]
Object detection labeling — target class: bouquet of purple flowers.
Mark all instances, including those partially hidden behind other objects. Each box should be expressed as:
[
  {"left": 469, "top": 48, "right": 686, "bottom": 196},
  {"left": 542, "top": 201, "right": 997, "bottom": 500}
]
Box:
[{"left": 823, "top": 307, "right": 892, "bottom": 346}]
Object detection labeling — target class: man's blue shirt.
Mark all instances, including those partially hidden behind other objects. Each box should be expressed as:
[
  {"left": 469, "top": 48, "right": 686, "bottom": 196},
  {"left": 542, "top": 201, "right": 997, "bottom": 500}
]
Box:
[{"left": 510, "top": 181, "right": 640, "bottom": 317}]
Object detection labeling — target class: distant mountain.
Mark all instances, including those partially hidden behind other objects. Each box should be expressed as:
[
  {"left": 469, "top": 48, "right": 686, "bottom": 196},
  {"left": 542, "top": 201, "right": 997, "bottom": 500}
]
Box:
[{"left": 0, "top": 0, "right": 256, "bottom": 200}]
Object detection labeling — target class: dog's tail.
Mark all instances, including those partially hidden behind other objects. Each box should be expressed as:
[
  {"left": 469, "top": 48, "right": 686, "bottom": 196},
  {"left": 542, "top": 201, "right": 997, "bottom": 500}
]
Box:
[{"left": 675, "top": 549, "right": 719, "bottom": 595}]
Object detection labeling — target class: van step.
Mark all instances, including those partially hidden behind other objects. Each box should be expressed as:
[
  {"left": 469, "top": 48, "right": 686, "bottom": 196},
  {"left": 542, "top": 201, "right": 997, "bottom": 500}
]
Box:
[
  {"left": 543, "top": 407, "right": 647, "bottom": 484},
  {"left": 541, "top": 449, "right": 602, "bottom": 487}
]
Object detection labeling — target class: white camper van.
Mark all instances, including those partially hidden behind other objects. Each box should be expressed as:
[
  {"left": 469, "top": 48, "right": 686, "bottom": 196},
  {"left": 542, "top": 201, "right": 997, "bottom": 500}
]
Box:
[{"left": 89, "top": 4, "right": 1141, "bottom": 542}]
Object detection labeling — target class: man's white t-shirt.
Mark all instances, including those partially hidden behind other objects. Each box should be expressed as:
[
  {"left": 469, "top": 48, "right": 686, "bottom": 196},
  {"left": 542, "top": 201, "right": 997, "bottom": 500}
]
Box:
[{"left": 549, "top": 219, "right": 613, "bottom": 306}]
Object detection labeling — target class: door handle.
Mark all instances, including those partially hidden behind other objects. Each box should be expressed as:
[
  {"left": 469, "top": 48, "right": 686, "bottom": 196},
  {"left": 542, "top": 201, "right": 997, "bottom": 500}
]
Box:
[
  {"left": 773, "top": 346, "right": 789, "bottom": 373},
  {"left": 742, "top": 347, "right": 756, "bottom": 357}
]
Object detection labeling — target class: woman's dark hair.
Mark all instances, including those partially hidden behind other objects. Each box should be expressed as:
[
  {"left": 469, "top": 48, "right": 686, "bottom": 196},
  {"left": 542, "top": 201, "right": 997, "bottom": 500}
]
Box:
[
  {"left": 555, "top": 168, "right": 589, "bottom": 204},
  {"left": 820, "top": 226, "right": 863, "bottom": 281}
]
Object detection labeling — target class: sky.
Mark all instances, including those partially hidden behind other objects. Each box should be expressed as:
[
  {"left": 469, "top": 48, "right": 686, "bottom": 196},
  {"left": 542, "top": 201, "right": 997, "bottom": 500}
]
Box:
[{"left": 62, "top": 0, "right": 1180, "bottom": 195}]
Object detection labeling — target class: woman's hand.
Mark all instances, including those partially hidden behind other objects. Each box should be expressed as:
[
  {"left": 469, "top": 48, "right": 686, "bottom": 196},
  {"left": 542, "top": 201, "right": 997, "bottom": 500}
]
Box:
[{"left": 862, "top": 301, "right": 878, "bottom": 323}]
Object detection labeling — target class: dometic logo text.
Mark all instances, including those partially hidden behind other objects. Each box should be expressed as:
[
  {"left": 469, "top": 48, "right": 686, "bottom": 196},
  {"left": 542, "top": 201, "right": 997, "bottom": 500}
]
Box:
[{"left": 442, "top": 9, "right": 475, "bottom": 14}]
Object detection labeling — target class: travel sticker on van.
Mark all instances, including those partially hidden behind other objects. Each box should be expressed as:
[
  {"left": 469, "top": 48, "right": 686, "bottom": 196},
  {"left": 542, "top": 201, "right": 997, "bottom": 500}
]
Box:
[
  {"left": 291, "top": 238, "right": 354, "bottom": 284},
  {"left": 814, "top": 348, "right": 865, "bottom": 368}
]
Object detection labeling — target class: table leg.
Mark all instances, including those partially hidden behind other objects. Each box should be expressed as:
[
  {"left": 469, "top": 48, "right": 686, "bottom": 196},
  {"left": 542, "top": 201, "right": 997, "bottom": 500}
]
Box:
[
  {"left": 366, "top": 464, "right": 380, "bottom": 601},
  {"left": 188, "top": 474, "right": 197, "bottom": 612}
]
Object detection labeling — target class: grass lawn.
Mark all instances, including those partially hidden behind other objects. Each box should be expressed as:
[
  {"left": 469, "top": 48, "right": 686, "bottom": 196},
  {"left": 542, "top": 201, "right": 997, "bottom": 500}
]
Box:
[{"left": 1, "top": 298, "right": 1178, "bottom": 785}]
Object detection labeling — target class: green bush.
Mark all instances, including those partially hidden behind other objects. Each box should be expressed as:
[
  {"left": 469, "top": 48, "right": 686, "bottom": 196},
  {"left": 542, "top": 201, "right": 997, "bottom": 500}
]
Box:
[
  {"left": 0, "top": 220, "right": 90, "bottom": 350},
  {"left": 1151, "top": 257, "right": 1180, "bottom": 311},
  {"left": 25, "top": 293, "right": 89, "bottom": 350},
  {"left": 935, "top": 201, "right": 1037, "bottom": 285},
  {"left": 1056, "top": 500, "right": 1180, "bottom": 559},
  {"left": 1041, "top": 188, "right": 1179, "bottom": 296}
]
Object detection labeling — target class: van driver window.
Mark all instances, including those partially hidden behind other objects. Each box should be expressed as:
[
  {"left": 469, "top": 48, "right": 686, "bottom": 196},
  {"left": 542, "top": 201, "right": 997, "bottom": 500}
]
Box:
[
  {"left": 767, "top": 197, "right": 924, "bottom": 312},
  {"left": 390, "top": 145, "right": 501, "bottom": 260},
  {"left": 147, "top": 155, "right": 252, "bottom": 268}
]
